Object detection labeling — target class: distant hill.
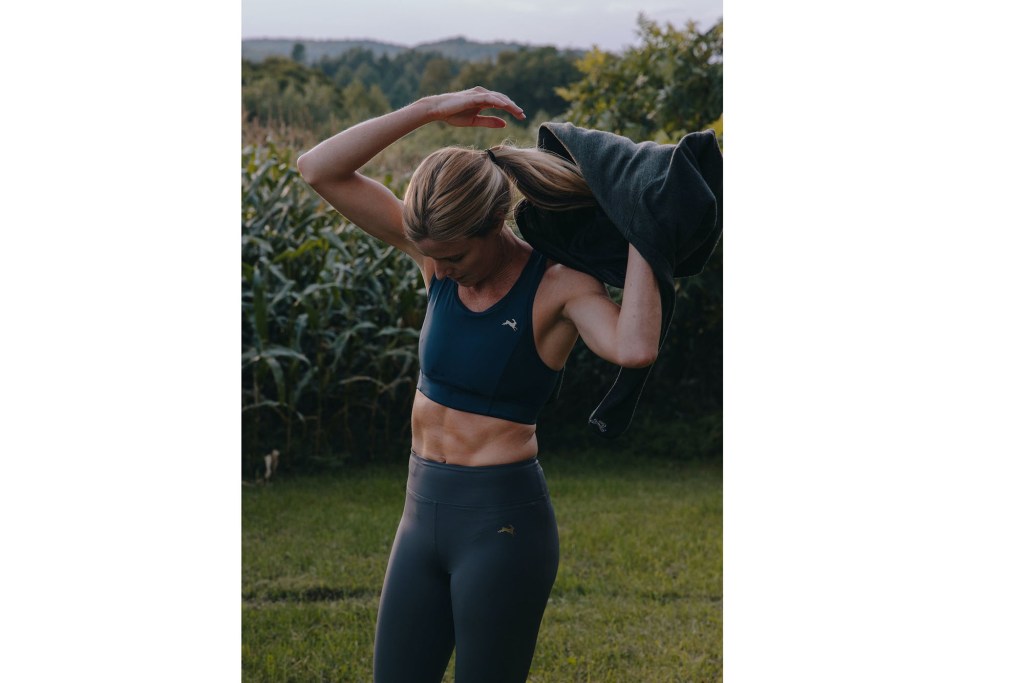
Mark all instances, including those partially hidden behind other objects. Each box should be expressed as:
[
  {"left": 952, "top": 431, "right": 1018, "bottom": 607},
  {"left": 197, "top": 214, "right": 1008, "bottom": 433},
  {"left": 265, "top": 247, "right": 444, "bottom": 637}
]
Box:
[
  {"left": 242, "top": 39, "right": 404, "bottom": 63},
  {"left": 242, "top": 36, "right": 584, "bottom": 64}
]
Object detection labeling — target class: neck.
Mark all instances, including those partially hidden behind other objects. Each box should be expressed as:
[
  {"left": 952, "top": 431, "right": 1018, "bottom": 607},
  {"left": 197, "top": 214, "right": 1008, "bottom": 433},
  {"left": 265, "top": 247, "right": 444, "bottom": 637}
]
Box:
[{"left": 468, "top": 230, "right": 530, "bottom": 294}]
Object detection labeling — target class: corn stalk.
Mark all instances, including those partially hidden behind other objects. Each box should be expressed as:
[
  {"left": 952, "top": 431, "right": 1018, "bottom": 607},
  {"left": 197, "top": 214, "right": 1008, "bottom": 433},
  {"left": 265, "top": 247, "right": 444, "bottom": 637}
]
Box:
[{"left": 242, "top": 142, "right": 423, "bottom": 471}]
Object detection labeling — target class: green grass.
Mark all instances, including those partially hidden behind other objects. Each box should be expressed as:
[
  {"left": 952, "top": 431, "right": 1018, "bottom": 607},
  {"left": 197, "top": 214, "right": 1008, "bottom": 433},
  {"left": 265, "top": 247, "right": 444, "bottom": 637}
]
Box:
[{"left": 243, "top": 451, "right": 722, "bottom": 682}]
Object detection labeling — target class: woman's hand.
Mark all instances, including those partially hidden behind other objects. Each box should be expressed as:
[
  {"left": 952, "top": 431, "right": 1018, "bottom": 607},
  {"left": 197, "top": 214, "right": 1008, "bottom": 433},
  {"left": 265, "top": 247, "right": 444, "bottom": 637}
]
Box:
[{"left": 425, "top": 87, "right": 526, "bottom": 128}]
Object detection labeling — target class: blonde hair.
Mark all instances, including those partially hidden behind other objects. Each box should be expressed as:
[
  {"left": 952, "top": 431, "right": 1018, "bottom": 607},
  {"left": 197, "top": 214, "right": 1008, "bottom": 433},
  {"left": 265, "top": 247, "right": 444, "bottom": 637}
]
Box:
[{"left": 402, "top": 143, "right": 595, "bottom": 243}]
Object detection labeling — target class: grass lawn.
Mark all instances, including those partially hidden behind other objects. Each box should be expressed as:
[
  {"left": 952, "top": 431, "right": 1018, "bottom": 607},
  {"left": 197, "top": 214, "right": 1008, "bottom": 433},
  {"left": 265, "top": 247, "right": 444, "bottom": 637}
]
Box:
[{"left": 242, "top": 450, "right": 722, "bottom": 682}]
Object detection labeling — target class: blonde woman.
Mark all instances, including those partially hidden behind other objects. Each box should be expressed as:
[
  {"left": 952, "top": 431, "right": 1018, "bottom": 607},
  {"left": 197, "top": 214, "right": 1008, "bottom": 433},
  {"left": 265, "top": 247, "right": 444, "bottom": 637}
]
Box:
[{"left": 297, "top": 87, "right": 662, "bottom": 683}]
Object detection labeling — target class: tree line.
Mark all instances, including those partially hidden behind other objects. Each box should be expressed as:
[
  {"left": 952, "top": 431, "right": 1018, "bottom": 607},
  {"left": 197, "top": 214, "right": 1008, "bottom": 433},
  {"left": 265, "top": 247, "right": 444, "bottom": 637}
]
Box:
[
  {"left": 243, "top": 45, "right": 585, "bottom": 142},
  {"left": 243, "top": 16, "right": 722, "bottom": 143}
]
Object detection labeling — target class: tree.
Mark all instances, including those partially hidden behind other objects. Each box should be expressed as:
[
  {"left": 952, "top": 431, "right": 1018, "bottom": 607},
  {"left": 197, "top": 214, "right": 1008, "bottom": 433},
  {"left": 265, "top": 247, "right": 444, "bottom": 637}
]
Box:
[
  {"left": 242, "top": 57, "right": 346, "bottom": 138},
  {"left": 557, "top": 15, "right": 723, "bottom": 142},
  {"left": 342, "top": 79, "right": 391, "bottom": 121},
  {"left": 291, "top": 42, "right": 306, "bottom": 64},
  {"left": 453, "top": 47, "right": 582, "bottom": 124},
  {"left": 418, "top": 56, "right": 460, "bottom": 97}
]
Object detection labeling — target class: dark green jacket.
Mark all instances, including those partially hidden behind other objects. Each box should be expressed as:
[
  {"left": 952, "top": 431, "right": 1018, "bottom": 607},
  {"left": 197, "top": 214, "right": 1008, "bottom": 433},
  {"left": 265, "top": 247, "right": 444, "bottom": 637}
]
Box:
[{"left": 516, "top": 122, "right": 722, "bottom": 437}]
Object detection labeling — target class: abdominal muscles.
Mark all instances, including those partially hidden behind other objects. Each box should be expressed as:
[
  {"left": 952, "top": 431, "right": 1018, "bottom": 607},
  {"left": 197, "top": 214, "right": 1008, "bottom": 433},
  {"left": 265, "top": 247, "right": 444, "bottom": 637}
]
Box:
[{"left": 410, "top": 391, "right": 539, "bottom": 466}]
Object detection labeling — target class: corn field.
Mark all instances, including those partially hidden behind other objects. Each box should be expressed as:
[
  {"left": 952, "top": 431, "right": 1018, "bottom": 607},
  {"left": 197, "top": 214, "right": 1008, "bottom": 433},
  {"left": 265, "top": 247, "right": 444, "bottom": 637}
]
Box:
[{"left": 242, "top": 142, "right": 423, "bottom": 475}]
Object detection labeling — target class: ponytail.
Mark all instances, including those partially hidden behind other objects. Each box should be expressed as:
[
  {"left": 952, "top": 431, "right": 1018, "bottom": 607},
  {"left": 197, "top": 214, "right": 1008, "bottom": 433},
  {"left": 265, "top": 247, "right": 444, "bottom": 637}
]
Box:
[
  {"left": 486, "top": 144, "right": 596, "bottom": 213},
  {"left": 403, "top": 143, "right": 595, "bottom": 244}
]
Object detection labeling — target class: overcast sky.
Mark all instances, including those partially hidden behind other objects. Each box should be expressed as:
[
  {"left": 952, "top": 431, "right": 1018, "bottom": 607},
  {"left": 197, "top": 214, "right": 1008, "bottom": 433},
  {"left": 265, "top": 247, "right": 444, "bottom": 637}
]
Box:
[{"left": 241, "top": 0, "right": 723, "bottom": 52}]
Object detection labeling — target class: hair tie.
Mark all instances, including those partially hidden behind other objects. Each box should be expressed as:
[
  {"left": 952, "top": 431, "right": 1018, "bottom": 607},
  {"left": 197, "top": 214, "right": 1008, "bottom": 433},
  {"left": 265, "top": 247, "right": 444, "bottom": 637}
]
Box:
[{"left": 485, "top": 148, "right": 498, "bottom": 164}]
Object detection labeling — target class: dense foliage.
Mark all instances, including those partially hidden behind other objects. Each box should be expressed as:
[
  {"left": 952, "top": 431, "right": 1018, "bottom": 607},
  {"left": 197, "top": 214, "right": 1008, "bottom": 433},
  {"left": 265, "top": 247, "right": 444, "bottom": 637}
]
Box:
[
  {"left": 451, "top": 47, "right": 585, "bottom": 120},
  {"left": 243, "top": 45, "right": 584, "bottom": 142},
  {"left": 559, "top": 17, "right": 723, "bottom": 143},
  {"left": 242, "top": 143, "right": 423, "bottom": 473},
  {"left": 315, "top": 48, "right": 461, "bottom": 110},
  {"left": 241, "top": 16, "right": 724, "bottom": 473},
  {"left": 242, "top": 56, "right": 388, "bottom": 143}
]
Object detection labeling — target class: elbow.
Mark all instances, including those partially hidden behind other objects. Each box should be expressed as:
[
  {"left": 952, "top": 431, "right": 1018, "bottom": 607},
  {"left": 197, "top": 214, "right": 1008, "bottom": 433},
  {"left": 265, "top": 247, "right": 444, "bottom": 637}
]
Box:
[
  {"left": 295, "top": 152, "right": 320, "bottom": 186},
  {"left": 294, "top": 153, "right": 313, "bottom": 185},
  {"left": 617, "top": 345, "right": 659, "bottom": 369}
]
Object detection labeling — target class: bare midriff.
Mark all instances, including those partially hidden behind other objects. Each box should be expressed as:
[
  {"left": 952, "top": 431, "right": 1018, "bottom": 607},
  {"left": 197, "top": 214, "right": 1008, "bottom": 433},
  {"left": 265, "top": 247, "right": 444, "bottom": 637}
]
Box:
[{"left": 410, "top": 390, "right": 539, "bottom": 466}]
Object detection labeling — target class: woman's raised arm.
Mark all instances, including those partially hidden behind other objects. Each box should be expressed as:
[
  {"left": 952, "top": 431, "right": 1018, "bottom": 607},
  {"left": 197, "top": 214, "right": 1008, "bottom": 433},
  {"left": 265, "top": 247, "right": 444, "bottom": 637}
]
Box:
[
  {"left": 296, "top": 101, "right": 431, "bottom": 264},
  {"left": 560, "top": 244, "right": 662, "bottom": 369},
  {"left": 296, "top": 88, "right": 525, "bottom": 264}
]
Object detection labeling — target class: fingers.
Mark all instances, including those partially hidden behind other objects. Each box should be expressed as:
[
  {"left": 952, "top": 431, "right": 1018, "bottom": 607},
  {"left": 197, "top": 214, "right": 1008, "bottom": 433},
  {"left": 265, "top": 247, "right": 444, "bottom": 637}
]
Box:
[
  {"left": 465, "top": 87, "right": 525, "bottom": 121},
  {"left": 434, "top": 88, "right": 526, "bottom": 127},
  {"left": 474, "top": 115, "right": 508, "bottom": 129}
]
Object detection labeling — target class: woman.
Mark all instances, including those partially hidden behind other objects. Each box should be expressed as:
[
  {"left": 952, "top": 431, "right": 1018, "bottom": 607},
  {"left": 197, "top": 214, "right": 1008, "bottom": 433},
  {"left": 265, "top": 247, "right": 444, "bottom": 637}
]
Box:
[{"left": 296, "top": 87, "right": 661, "bottom": 683}]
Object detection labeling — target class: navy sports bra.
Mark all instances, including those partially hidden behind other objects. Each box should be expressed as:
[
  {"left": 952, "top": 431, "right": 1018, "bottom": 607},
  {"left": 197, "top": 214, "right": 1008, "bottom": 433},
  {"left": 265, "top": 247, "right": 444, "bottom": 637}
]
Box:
[{"left": 417, "top": 249, "right": 561, "bottom": 424}]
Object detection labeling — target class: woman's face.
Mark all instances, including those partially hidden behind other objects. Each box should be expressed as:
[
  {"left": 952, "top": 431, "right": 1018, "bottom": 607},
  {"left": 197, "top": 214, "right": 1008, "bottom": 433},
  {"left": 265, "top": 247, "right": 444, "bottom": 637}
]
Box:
[{"left": 416, "top": 234, "right": 498, "bottom": 288}]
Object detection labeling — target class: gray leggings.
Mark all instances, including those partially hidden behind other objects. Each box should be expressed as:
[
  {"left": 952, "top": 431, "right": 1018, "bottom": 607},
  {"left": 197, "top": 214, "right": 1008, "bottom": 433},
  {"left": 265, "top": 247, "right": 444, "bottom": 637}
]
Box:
[{"left": 373, "top": 452, "right": 560, "bottom": 682}]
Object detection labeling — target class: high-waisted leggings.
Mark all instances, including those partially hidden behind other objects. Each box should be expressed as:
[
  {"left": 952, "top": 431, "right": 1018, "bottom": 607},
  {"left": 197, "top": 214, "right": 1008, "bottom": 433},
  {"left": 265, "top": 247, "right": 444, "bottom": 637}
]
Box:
[{"left": 373, "top": 452, "right": 560, "bottom": 683}]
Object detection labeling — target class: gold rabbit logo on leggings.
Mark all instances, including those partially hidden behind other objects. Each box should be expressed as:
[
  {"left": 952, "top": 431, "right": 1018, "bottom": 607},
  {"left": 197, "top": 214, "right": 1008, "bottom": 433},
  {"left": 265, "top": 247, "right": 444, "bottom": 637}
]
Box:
[{"left": 498, "top": 525, "right": 516, "bottom": 536}]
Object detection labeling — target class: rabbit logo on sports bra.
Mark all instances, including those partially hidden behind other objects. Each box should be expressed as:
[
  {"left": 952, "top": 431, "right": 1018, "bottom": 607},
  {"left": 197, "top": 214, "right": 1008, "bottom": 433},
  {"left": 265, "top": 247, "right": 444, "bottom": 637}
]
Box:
[{"left": 501, "top": 319, "right": 518, "bottom": 332}]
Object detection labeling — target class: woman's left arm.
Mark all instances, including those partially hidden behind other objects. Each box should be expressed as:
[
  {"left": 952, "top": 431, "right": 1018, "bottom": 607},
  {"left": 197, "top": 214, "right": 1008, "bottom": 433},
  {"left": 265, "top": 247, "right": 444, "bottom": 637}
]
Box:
[{"left": 561, "top": 244, "right": 662, "bottom": 368}]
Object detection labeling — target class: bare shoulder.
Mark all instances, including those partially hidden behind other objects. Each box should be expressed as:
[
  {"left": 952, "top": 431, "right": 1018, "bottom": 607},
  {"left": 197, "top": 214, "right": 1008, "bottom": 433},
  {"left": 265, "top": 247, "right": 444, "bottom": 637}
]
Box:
[
  {"left": 543, "top": 261, "right": 607, "bottom": 298},
  {"left": 537, "top": 260, "right": 609, "bottom": 321},
  {"left": 532, "top": 259, "right": 609, "bottom": 367}
]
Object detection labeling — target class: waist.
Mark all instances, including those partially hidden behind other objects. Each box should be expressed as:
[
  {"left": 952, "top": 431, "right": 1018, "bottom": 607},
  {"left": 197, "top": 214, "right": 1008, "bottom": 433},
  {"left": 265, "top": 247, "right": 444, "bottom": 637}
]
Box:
[
  {"left": 412, "top": 390, "right": 539, "bottom": 465},
  {"left": 406, "top": 452, "right": 550, "bottom": 507}
]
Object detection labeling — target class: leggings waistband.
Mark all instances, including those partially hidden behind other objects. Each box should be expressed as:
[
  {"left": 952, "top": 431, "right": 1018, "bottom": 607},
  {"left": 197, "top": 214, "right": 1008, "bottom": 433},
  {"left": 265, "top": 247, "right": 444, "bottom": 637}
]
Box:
[{"left": 407, "top": 452, "right": 550, "bottom": 507}]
